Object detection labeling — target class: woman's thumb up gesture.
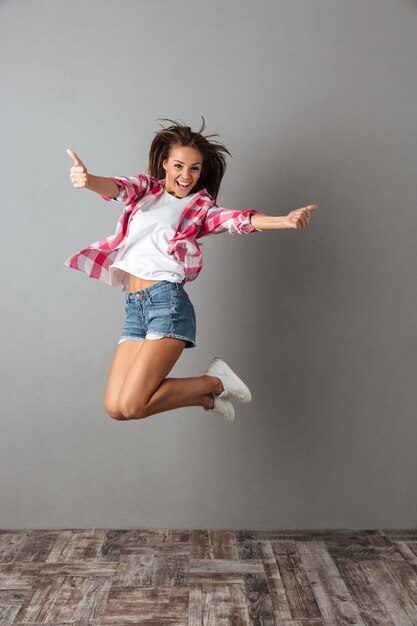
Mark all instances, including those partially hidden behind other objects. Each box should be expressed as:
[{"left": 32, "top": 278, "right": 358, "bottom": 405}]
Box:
[{"left": 66, "top": 148, "right": 90, "bottom": 189}]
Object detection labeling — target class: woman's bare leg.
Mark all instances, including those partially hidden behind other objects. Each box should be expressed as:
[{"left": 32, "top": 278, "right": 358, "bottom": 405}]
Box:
[
  {"left": 104, "top": 339, "right": 145, "bottom": 420},
  {"left": 116, "top": 337, "right": 224, "bottom": 420}
]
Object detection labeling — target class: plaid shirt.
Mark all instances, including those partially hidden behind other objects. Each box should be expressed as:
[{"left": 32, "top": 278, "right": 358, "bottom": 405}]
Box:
[{"left": 64, "top": 174, "right": 261, "bottom": 290}]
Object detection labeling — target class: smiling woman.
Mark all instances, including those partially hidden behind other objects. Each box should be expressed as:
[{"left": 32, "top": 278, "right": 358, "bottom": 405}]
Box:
[
  {"left": 65, "top": 116, "right": 318, "bottom": 422},
  {"left": 163, "top": 146, "right": 203, "bottom": 198},
  {"left": 147, "top": 116, "right": 233, "bottom": 200}
]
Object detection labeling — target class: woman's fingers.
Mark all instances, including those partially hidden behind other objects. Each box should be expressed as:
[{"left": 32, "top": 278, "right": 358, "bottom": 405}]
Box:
[
  {"left": 70, "top": 171, "right": 88, "bottom": 188},
  {"left": 288, "top": 204, "right": 318, "bottom": 228},
  {"left": 66, "top": 148, "right": 84, "bottom": 167},
  {"left": 67, "top": 148, "right": 89, "bottom": 188},
  {"left": 299, "top": 205, "right": 318, "bottom": 227}
]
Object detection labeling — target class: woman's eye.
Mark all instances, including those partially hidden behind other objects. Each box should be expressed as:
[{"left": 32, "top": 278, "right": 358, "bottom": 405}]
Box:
[{"left": 174, "top": 164, "right": 199, "bottom": 170}]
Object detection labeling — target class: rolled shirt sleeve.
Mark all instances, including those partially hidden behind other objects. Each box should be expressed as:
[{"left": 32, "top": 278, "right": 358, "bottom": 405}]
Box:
[
  {"left": 200, "top": 203, "right": 262, "bottom": 235},
  {"left": 100, "top": 174, "right": 150, "bottom": 206}
]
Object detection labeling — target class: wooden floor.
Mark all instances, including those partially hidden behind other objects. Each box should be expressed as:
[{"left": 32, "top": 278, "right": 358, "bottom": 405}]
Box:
[{"left": 0, "top": 529, "right": 416, "bottom": 625}]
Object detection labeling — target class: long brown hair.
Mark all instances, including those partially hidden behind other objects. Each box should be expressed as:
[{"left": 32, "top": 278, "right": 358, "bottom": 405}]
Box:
[{"left": 147, "top": 116, "right": 232, "bottom": 199}]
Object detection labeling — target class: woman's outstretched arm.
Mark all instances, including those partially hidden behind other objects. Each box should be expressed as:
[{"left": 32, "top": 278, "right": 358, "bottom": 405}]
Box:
[
  {"left": 66, "top": 148, "right": 149, "bottom": 205},
  {"left": 67, "top": 148, "right": 120, "bottom": 198},
  {"left": 199, "top": 202, "right": 318, "bottom": 237},
  {"left": 250, "top": 204, "right": 318, "bottom": 231}
]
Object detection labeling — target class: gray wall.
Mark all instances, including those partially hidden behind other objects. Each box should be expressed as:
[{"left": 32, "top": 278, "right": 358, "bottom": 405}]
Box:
[{"left": 1, "top": 0, "right": 416, "bottom": 529}]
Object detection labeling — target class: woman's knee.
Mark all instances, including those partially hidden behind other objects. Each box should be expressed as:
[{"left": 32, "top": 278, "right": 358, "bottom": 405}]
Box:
[
  {"left": 104, "top": 387, "right": 147, "bottom": 420},
  {"left": 104, "top": 398, "right": 126, "bottom": 420},
  {"left": 117, "top": 397, "right": 147, "bottom": 420}
]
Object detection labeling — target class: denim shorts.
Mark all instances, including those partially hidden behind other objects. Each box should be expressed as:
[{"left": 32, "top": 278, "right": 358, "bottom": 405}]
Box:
[{"left": 118, "top": 280, "right": 196, "bottom": 348}]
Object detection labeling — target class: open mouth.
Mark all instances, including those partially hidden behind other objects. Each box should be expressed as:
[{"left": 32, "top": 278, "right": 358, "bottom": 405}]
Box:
[{"left": 176, "top": 181, "right": 192, "bottom": 190}]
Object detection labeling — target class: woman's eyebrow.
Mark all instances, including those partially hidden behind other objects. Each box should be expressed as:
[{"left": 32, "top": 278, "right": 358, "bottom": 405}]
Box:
[{"left": 174, "top": 160, "right": 202, "bottom": 165}]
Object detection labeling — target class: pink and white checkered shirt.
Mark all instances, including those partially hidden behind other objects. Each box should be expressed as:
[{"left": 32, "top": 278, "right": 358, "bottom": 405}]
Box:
[{"left": 64, "top": 174, "right": 261, "bottom": 290}]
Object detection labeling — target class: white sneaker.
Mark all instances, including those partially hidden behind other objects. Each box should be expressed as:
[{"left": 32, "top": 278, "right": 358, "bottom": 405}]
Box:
[
  {"left": 205, "top": 356, "right": 252, "bottom": 403},
  {"left": 203, "top": 393, "right": 235, "bottom": 421}
]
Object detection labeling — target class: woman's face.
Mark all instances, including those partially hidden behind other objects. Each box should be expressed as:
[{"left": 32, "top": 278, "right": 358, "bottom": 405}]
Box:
[{"left": 163, "top": 145, "right": 203, "bottom": 198}]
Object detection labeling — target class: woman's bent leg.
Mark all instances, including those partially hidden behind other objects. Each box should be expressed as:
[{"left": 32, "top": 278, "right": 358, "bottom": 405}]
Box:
[{"left": 117, "top": 337, "right": 224, "bottom": 420}]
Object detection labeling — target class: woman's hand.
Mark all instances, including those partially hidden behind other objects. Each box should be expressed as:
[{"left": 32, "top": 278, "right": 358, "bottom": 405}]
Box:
[
  {"left": 66, "top": 148, "right": 91, "bottom": 189},
  {"left": 282, "top": 204, "right": 318, "bottom": 229}
]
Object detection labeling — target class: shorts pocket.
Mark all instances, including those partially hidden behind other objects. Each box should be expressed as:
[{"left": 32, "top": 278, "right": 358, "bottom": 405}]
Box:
[{"left": 148, "top": 291, "right": 175, "bottom": 309}]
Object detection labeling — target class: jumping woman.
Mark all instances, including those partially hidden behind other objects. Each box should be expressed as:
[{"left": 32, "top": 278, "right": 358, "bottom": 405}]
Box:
[{"left": 65, "top": 117, "right": 318, "bottom": 422}]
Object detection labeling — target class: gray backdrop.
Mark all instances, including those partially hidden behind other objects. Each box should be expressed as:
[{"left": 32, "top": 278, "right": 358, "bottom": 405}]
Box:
[{"left": 1, "top": 0, "right": 416, "bottom": 529}]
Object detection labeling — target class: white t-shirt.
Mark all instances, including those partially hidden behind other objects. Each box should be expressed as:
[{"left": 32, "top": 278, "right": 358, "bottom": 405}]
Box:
[{"left": 109, "top": 189, "right": 197, "bottom": 290}]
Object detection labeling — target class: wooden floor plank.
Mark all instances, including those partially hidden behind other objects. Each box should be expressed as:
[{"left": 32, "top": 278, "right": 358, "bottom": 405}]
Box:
[
  {"left": 337, "top": 560, "right": 395, "bottom": 625},
  {"left": 0, "top": 533, "right": 29, "bottom": 563},
  {"left": 271, "top": 540, "right": 322, "bottom": 620},
  {"left": 394, "top": 541, "right": 417, "bottom": 566},
  {"left": 103, "top": 586, "right": 189, "bottom": 622},
  {"left": 242, "top": 571, "right": 276, "bottom": 625},
  {"left": 297, "top": 540, "right": 367, "bottom": 625},
  {"left": 258, "top": 539, "right": 293, "bottom": 620},
  {"left": 360, "top": 560, "right": 417, "bottom": 625},
  {"left": 189, "top": 580, "right": 251, "bottom": 626}
]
